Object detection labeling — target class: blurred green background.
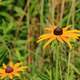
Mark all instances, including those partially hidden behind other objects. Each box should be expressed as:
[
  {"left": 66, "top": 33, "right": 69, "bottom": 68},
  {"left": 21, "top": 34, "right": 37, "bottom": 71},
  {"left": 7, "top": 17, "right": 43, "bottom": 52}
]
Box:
[{"left": 0, "top": 0, "right": 80, "bottom": 80}]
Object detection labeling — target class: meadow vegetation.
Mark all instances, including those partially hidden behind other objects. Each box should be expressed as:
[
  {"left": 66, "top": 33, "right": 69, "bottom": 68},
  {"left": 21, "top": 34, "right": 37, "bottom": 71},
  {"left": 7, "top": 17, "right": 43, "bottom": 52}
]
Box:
[{"left": 0, "top": 0, "right": 80, "bottom": 80}]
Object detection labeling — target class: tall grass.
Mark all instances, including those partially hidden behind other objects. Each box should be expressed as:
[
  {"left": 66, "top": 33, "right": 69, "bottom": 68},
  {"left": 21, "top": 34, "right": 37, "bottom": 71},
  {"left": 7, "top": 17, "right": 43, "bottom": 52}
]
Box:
[{"left": 0, "top": 0, "right": 80, "bottom": 80}]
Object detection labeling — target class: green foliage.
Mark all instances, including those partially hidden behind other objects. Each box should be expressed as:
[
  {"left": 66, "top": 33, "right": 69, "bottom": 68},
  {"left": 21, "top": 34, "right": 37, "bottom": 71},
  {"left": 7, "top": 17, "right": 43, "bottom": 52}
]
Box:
[{"left": 0, "top": 0, "right": 80, "bottom": 80}]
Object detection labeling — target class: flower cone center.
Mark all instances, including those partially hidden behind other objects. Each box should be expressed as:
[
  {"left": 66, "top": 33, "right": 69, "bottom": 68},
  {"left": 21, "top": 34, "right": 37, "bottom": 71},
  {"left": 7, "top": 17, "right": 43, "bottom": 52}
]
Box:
[
  {"left": 54, "top": 27, "right": 63, "bottom": 35},
  {"left": 5, "top": 66, "right": 14, "bottom": 73}
]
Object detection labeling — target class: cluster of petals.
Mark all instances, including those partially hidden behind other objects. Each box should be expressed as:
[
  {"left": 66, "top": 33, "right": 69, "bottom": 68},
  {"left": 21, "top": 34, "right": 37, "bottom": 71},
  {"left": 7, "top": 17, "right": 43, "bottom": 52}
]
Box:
[
  {"left": 37, "top": 25, "right": 80, "bottom": 49},
  {"left": 0, "top": 61, "right": 27, "bottom": 79}
]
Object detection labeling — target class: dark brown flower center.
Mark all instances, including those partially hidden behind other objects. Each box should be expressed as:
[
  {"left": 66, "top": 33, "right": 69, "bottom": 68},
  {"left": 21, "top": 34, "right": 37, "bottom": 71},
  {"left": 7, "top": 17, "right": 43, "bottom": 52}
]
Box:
[
  {"left": 5, "top": 66, "right": 14, "bottom": 73},
  {"left": 54, "top": 27, "right": 63, "bottom": 35}
]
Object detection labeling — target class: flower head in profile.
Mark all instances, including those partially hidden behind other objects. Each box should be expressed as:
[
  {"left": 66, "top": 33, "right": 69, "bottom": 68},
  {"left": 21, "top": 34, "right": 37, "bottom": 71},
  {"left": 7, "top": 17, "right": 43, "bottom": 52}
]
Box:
[
  {"left": 37, "top": 24, "right": 80, "bottom": 49},
  {"left": 0, "top": 61, "right": 27, "bottom": 79}
]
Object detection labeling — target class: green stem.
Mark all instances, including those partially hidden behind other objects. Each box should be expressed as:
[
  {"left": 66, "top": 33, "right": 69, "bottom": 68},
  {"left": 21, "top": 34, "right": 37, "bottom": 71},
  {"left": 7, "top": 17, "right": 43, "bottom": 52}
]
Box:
[
  {"left": 55, "top": 42, "right": 60, "bottom": 80},
  {"left": 50, "top": 67, "right": 53, "bottom": 80},
  {"left": 66, "top": 51, "right": 71, "bottom": 80},
  {"left": 40, "top": 0, "right": 44, "bottom": 27},
  {"left": 50, "top": 53, "right": 54, "bottom": 80},
  {"left": 55, "top": 49, "right": 59, "bottom": 80},
  {"left": 59, "top": 58, "right": 63, "bottom": 80}
]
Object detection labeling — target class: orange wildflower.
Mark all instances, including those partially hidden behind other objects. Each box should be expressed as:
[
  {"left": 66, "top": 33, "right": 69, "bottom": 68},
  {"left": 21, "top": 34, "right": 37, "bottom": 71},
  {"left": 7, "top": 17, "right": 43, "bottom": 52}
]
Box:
[
  {"left": 0, "top": 61, "right": 27, "bottom": 79},
  {"left": 37, "top": 24, "right": 80, "bottom": 49}
]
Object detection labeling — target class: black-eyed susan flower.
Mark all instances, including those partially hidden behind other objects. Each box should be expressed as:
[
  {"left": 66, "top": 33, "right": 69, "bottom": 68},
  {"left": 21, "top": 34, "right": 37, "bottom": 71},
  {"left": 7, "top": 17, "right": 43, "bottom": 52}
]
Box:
[
  {"left": 0, "top": 61, "right": 27, "bottom": 79},
  {"left": 37, "top": 24, "right": 80, "bottom": 49}
]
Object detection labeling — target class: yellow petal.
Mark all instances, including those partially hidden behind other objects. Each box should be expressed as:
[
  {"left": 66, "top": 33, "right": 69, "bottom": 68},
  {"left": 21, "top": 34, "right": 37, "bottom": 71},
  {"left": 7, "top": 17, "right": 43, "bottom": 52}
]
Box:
[
  {"left": 15, "top": 63, "right": 22, "bottom": 67},
  {"left": 0, "top": 74, "right": 7, "bottom": 79},
  {"left": 37, "top": 35, "right": 52, "bottom": 43},
  {"left": 63, "top": 25, "right": 71, "bottom": 31},
  {"left": 38, "top": 34, "right": 52, "bottom": 39},
  {"left": 66, "top": 41, "right": 72, "bottom": 49},
  {"left": 43, "top": 38, "right": 55, "bottom": 49},
  {"left": 71, "top": 34, "right": 80, "bottom": 39},
  {"left": 67, "top": 33, "right": 80, "bottom": 39},
  {"left": 0, "top": 69, "right": 5, "bottom": 73},
  {"left": 9, "top": 61, "right": 14, "bottom": 67},
  {"left": 63, "top": 32, "right": 80, "bottom": 39},
  {"left": 3, "top": 64, "right": 7, "bottom": 69},
  {"left": 57, "top": 36, "right": 64, "bottom": 43},
  {"left": 67, "top": 30, "right": 80, "bottom": 33},
  {"left": 9, "top": 74, "right": 13, "bottom": 79},
  {"left": 44, "top": 27, "right": 53, "bottom": 31},
  {"left": 15, "top": 73, "right": 20, "bottom": 77},
  {"left": 62, "top": 37, "right": 72, "bottom": 49},
  {"left": 17, "top": 66, "right": 27, "bottom": 71}
]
